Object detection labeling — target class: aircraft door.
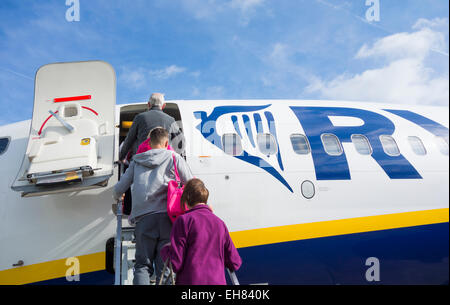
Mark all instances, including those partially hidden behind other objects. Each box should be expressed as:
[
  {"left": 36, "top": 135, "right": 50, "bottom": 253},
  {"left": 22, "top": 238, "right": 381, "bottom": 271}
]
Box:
[{"left": 11, "top": 61, "right": 117, "bottom": 197}]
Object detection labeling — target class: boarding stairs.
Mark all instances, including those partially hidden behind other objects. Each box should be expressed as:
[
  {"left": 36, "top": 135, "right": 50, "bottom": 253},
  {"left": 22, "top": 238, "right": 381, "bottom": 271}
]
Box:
[{"left": 113, "top": 201, "right": 142, "bottom": 285}]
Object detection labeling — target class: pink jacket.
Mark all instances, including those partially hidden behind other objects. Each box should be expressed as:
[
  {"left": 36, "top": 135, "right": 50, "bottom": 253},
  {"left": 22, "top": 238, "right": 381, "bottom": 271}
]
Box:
[
  {"left": 136, "top": 138, "right": 174, "bottom": 154},
  {"left": 161, "top": 205, "right": 242, "bottom": 285}
]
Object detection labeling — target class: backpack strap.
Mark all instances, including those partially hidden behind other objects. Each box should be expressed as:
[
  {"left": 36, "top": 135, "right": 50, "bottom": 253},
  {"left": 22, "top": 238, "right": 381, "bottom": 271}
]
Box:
[{"left": 172, "top": 154, "right": 181, "bottom": 183}]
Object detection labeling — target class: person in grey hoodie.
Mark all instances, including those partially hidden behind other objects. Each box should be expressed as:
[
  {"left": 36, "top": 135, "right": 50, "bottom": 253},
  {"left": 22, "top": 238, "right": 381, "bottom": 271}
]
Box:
[{"left": 113, "top": 127, "right": 193, "bottom": 285}]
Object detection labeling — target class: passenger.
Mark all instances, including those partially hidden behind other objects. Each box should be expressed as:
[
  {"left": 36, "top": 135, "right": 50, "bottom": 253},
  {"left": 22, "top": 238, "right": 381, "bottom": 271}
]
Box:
[
  {"left": 136, "top": 127, "right": 174, "bottom": 154},
  {"left": 119, "top": 93, "right": 185, "bottom": 161},
  {"left": 119, "top": 93, "right": 184, "bottom": 216},
  {"left": 113, "top": 127, "right": 193, "bottom": 285},
  {"left": 160, "top": 178, "right": 242, "bottom": 285}
]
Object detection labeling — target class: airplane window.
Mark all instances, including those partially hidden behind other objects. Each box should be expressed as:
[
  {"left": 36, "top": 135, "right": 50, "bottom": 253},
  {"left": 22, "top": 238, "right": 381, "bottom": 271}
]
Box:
[
  {"left": 222, "top": 133, "right": 243, "bottom": 156},
  {"left": 351, "top": 134, "right": 372, "bottom": 155},
  {"left": 290, "top": 134, "right": 310, "bottom": 155},
  {"left": 0, "top": 137, "right": 10, "bottom": 156},
  {"left": 435, "top": 136, "right": 449, "bottom": 156},
  {"left": 380, "top": 135, "right": 400, "bottom": 156},
  {"left": 257, "top": 133, "right": 278, "bottom": 155},
  {"left": 321, "top": 134, "right": 343, "bottom": 156},
  {"left": 408, "top": 136, "right": 427, "bottom": 156}
]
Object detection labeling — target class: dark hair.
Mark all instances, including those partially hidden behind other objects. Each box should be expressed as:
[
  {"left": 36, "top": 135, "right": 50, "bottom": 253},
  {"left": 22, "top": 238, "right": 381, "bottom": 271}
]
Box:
[
  {"left": 149, "top": 127, "right": 169, "bottom": 146},
  {"left": 147, "top": 126, "right": 162, "bottom": 139},
  {"left": 180, "top": 178, "right": 209, "bottom": 211}
]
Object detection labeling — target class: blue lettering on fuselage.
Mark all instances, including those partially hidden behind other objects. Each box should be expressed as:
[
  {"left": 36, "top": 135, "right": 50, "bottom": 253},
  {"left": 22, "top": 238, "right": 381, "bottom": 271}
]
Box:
[
  {"left": 289, "top": 107, "right": 422, "bottom": 180},
  {"left": 384, "top": 109, "right": 449, "bottom": 140},
  {"left": 193, "top": 105, "right": 438, "bottom": 191}
]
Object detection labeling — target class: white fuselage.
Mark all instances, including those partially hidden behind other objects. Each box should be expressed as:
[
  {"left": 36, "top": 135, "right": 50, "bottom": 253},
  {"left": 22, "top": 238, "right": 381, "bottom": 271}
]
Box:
[{"left": 0, "top": 99, "right": 448, "bottom": 285}]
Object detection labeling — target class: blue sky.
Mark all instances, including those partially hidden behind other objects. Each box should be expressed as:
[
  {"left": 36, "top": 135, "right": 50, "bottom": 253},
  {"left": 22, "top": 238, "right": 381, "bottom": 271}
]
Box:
[{"left": 0, "top": 0, "right": 448, "bottom": 125}]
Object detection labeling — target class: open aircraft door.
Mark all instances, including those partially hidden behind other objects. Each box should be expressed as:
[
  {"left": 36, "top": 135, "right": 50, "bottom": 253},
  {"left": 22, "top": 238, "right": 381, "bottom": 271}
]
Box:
[{"left": 11, "top": 61, "right": 117, "bottom": 197}]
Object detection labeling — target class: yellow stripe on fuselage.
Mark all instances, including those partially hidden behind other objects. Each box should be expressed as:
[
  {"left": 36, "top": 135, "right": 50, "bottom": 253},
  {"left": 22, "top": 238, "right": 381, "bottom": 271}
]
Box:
[
  {"left": 0, "top": 208, "right": 448, "bottom": 285},
  {"left": 0, "top": 252, "right": 105, "bottom": 285},
  {"left": 230, "top": 208, "right": 449, "bottom": 248}
]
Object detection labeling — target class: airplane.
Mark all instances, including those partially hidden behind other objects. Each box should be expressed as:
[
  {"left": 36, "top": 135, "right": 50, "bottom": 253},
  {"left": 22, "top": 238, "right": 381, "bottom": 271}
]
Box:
[{"left": 0, "top": 60, "right": 448, "bottom": 285}]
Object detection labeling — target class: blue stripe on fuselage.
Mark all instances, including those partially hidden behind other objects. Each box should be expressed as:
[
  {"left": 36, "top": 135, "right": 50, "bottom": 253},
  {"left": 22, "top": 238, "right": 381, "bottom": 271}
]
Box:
[{"left": 235, "top": 222, "right": 449, "bottom": 285}]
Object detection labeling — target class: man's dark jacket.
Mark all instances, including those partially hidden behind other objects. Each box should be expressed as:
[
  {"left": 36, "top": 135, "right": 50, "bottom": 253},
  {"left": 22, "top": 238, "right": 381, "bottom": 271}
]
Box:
[{"left": 119, "top": 107, "right": 185, "bottom": 160}]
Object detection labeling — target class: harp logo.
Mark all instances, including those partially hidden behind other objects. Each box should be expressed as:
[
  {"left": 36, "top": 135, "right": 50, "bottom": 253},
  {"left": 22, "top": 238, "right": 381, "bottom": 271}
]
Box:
[{"left": 194, "top": 105, "right": 293, "bottom": 193}]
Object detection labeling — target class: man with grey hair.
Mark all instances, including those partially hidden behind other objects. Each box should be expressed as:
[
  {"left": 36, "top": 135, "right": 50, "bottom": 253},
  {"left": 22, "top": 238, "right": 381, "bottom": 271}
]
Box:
[{"left": 119, "top": 93, "right": 185, "bottom": 161}]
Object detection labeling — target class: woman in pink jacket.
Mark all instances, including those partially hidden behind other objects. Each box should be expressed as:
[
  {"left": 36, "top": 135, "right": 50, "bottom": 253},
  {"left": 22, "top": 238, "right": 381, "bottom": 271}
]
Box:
[{"left": 160, "top": 178, "right": 242, "bottom": 285}]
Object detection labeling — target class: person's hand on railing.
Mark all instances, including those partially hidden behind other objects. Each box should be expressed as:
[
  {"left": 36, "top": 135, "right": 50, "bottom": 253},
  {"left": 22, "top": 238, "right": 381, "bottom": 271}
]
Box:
[{"left": 112, "top": 194, "right": 125, "bottom": 216}]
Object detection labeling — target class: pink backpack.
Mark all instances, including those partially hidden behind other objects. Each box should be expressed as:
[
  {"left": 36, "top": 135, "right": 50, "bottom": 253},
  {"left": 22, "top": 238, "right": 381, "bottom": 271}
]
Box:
[{"left": 167, "top": 154, "right": 187, "bottom": 223}]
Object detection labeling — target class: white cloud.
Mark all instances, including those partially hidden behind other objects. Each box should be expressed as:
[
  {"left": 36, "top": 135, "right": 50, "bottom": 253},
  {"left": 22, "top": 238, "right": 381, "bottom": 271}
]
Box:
[
  {"left": 261, "top": 42, "right": 320, "bottom": 90},
  {"left": 230, "top": 0, "right": 265, "bottom": 12},
  {"left": 149, "top": 65, "right": 187, "bottom": 79},
  {"left": 177, "top": 0, "right": 265, "bottom": 23},
  {"left": 307, "top": 58, "right": 449, "bottom": 105},
  {"left": 306, "top": 18, "right": 449, "bottom": 106},
  {"left": 191, "top": 87, "right": 201, "bottom": 97},
  {"left": 269, "top": 43, "right": 289, "bottom": 63},
  {"left": 413, "top": 17, "right": 449, "bottom": 31},
  {"left": 355, "top": 26, "right": 448, "bottom": 60},
  {"left": 190, "top": 71, "right": 201, "bottom": 78},
  {"left": 178, "top": 0, "right": 223, "bottom": 20},
  {"left": 120, "top": 65, "right": 187, "bottom": 89},
  {"left": 205, "top": 86, "right": 225, "bottom": 98},
  {"left": 191, "top": 85, "right": 225, "bottom": 98},
  {"left": 119, "top": 67, "right": 148, "bottom": 89},
  {"left": 230, "top": 0, "right": 265, "bottom": 25}
]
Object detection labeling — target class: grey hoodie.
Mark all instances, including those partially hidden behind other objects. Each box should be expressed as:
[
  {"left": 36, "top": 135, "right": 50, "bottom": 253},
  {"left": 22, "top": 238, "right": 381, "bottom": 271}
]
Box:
[{"left": 113, "top": 149, "right": 193, "bottom": 223}]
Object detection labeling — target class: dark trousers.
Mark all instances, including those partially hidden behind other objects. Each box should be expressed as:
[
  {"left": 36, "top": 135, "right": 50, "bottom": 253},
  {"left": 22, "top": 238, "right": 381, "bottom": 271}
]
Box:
[
  {"left": 133, "top": 213, "right": 172, "bottom": 285},
  {"left": 120, "top": 162, "right": 132, "bottom": 215}
]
